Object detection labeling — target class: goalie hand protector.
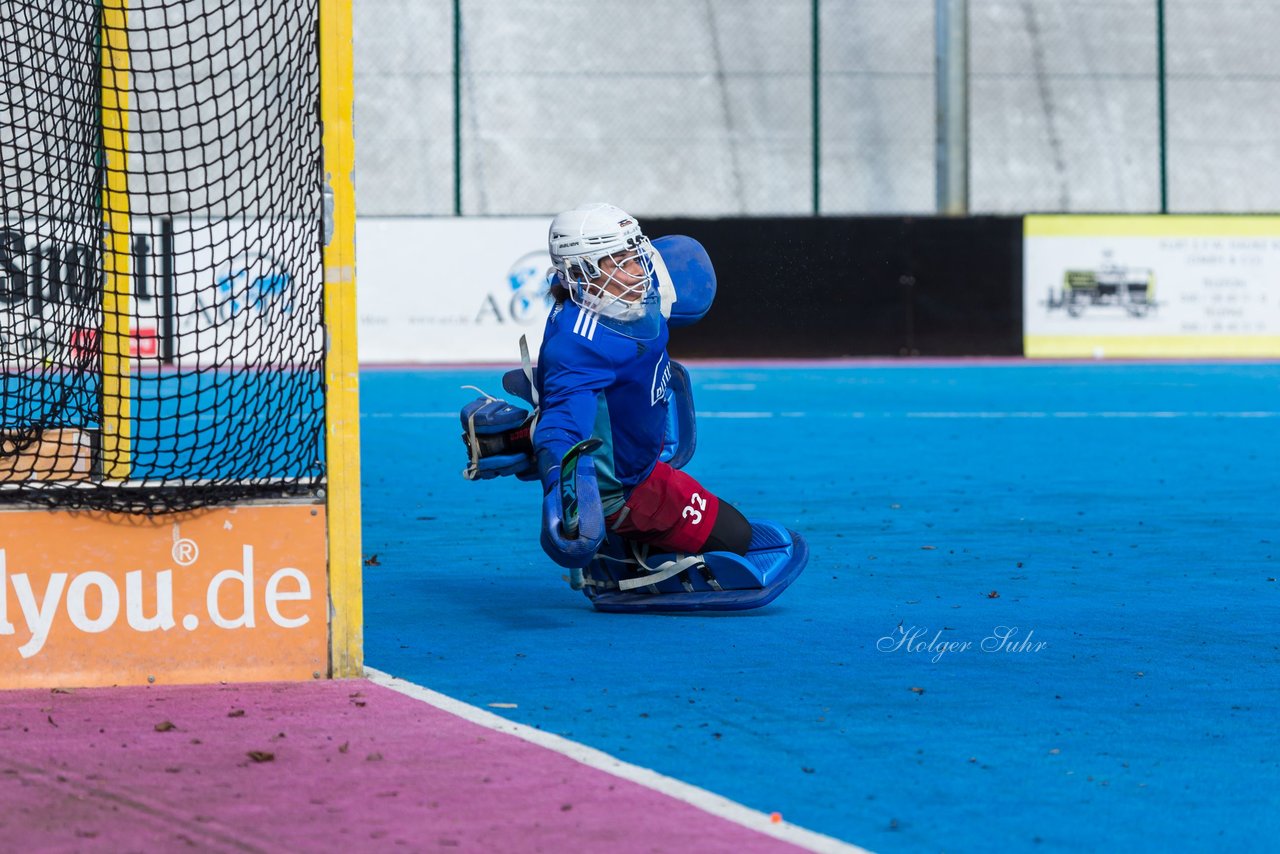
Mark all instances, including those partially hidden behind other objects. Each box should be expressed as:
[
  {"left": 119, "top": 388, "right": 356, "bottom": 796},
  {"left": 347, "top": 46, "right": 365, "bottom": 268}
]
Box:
[
  {"left": 540, "top": 457, "right": 605, "bottom": 569},
  {"left": 460, "top": 393, "right": 537, "bottom": 480}
]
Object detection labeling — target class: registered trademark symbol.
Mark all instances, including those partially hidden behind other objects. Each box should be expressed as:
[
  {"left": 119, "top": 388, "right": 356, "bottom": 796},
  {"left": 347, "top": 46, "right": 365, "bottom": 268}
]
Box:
[{"left": 172, "top": 538, "right": 199, "bottom": 566}]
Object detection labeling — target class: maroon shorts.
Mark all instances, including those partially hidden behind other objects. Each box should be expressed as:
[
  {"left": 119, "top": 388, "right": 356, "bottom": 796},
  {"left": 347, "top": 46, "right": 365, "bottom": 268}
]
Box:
[{"left": 606, "top": 461, "right": 720, "bottom": 553}]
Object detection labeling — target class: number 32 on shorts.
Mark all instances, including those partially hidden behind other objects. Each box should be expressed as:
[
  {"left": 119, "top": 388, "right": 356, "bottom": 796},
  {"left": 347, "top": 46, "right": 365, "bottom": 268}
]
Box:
[{"left": 682, "top": 492, "right": 707, "bottom": 525}]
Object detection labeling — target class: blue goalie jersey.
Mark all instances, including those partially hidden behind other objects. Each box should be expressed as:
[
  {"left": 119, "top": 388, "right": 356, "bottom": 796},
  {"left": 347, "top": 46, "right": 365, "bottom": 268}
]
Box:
[{"left": 533, "top": 300, "right": 673, "bottom": 515}]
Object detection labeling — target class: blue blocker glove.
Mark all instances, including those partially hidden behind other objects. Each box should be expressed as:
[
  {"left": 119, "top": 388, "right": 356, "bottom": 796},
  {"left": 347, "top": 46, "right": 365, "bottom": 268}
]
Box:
[{"left": 540, "top": 456, "right": 605, "bottom": 569}]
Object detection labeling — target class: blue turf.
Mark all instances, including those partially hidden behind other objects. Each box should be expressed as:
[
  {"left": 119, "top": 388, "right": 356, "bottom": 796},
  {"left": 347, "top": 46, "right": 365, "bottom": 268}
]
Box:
[
  {"left": 360, "top": 363, "right": 1280, "bottom": 853},
  {"left": 2, "top": 370, "right": 325, "bottom": 481}
]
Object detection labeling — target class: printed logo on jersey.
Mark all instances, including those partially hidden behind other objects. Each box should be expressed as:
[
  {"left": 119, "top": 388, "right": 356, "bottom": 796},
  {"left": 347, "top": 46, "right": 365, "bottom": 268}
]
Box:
[
  {"left": 572, "top": 307, "right": 599, "bottom": 341},
  {"left": 650, "top": 354, "right": 672, "bottom": 405}
]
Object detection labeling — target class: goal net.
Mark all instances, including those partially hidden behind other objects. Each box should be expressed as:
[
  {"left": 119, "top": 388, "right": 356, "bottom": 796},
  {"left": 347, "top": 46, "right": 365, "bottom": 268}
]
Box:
[{"left": 1, "top": 0, "right": 327, "bottom": 512}]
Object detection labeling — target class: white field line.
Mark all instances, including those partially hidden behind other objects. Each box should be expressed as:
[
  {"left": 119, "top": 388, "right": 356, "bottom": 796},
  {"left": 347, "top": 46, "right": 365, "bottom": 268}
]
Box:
[
  {"left": 903, "top": 411, "right": 1280, "bottom": 419},
  {"left": 364, "top": 668, "right": 871, "bottom": 854},
  {"left": 703, "top": 410, "right": 1279, "bottom": 419},
  {"left": 364, "top": 410, "right": 1280, "bottom": 420},
  {"left": 699, "top": 411, "right": 777, "bottom": 419},
  {"left": 367, "top": 411, "right": 456, "bottom": 418}
]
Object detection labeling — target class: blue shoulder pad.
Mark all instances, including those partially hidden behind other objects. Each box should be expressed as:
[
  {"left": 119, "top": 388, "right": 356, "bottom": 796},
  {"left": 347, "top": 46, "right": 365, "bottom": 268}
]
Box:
[
  {"left": 652, "top": 235, "right": 716, "bottom": 329},
  {"left": 660, "top": 360, "right": 697, "bottom": 470}
]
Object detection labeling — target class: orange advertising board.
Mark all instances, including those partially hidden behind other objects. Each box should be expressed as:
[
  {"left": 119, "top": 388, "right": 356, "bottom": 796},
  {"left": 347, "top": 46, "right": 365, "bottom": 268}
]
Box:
[{"left": 0, "top": 503, "right": 328, "bottom": 688}]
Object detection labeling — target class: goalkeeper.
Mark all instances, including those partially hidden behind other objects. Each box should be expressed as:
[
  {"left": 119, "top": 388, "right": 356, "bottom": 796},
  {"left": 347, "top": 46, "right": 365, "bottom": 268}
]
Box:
[
  {"left": 532, "top": 203, "right": 751, "bottom": 570},
  {"left": 459, "top": 202, "right": 808, "bottom": 611}
]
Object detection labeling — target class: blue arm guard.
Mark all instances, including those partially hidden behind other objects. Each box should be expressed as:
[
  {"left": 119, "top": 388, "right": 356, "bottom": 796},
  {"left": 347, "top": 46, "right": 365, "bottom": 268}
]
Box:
[{"left": 540, "top": 456, "right": 605, "bottom": 569}]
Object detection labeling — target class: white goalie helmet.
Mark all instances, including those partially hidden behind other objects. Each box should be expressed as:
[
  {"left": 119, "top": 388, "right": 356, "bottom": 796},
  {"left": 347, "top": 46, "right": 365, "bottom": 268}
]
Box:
[{"left": 548, "top": 203, "right": 661, "bottom": 339}]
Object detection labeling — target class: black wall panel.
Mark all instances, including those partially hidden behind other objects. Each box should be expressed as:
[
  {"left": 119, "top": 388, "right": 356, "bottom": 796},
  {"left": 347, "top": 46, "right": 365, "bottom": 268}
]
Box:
[{"left": 646, "top": 217, "right": 1023, "bottom": 358}]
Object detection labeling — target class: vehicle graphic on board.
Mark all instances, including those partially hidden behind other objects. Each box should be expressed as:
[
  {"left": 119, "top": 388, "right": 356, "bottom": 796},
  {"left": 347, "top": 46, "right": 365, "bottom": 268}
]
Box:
[{"left": 1045, "top": 256, "right": 1156, "bottom": 318}]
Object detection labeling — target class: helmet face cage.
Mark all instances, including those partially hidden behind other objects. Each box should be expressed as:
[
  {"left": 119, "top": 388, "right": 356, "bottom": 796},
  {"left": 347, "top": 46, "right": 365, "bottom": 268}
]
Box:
[
  {"left": 548, "top": 205, "right": 660, "bottom": 331},
  {"left": 562, "top": 238, "right": 656, "bottom": 317}
]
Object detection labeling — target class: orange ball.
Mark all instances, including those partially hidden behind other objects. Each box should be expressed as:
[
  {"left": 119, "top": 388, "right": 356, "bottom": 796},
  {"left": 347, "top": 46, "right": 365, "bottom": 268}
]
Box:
[{"left": 770, "top": 812, "right": 782, "bottom": 824}]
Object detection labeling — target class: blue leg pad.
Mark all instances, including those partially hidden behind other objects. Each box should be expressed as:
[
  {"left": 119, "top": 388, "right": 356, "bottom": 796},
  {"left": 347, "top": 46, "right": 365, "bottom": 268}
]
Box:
[{"left": 581, "top": 521, "right": 808, "bottom": 613}]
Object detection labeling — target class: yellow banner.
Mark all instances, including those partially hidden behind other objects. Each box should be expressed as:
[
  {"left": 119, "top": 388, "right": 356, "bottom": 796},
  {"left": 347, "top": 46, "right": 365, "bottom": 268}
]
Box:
[
  {"left": 1025, "top": 215, "right": 1280, "bottom": 238},
  {"left": 1025, "top": 335, "right": 1280, "bottom": 359}
]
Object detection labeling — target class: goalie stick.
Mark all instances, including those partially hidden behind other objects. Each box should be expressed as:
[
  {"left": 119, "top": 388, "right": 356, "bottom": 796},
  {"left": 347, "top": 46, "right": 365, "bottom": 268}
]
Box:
[{"left": 560, "top": 437, "right": 602, "bottom": 590}]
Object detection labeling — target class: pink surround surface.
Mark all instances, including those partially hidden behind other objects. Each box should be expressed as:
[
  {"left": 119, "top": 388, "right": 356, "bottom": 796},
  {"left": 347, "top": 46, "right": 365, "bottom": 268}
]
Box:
[{"left": 0, "top": 679, "right": 799, "bottom": 852}]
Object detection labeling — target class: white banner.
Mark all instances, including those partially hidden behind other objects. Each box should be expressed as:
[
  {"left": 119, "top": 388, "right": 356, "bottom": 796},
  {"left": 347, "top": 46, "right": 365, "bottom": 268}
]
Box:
[
  {"left": 1, "top": 216, "right": 322, "bottom": 368},
  {"left": 1024, "top": 216, "right": 1280, "bottom": 358},
  {"left": 2, "top": 216, "right": 553, "bottom": 367},
  {"left": 355, "top": 218, "right": 552, "bottom": 363},
  {"left": 160, "top": 217, "right": 322, "bottom": 367}
]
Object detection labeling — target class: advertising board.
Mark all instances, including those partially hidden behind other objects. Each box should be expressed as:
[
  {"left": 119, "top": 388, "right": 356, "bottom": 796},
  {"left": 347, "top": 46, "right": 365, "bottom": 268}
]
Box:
[{"left": 1025, "top": 216, "right": 1280, "bottom": 358}]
